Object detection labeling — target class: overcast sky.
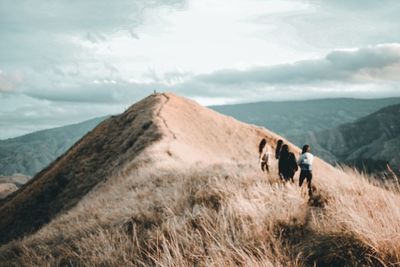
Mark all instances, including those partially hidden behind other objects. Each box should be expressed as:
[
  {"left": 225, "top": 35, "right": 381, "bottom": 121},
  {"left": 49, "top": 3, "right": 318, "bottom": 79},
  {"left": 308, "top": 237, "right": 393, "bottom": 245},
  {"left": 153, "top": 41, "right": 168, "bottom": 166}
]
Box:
[{"left": 1, "top": 0, "right": 400, "bottom": 138}]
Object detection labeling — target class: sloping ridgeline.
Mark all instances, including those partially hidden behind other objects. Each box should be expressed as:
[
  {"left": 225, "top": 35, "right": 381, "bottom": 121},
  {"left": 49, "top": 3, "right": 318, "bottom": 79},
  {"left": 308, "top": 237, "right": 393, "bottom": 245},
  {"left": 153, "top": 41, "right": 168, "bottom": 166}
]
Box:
[
  {"left": 0, "top": 94, "right": 399, "bottom": 266},
  {"left": 0, "top": 95, "right": 162, "bottom": 245},
  {"left": 302, "top": 103, "right": 400, "bottom": 175}
]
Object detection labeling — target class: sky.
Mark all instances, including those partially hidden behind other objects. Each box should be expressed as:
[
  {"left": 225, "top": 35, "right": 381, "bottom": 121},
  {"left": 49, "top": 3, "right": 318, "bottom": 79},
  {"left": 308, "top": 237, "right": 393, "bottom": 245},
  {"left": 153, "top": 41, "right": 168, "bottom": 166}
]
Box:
[{"left": 1, "top": 0, "right": 400, "bottom": 138}]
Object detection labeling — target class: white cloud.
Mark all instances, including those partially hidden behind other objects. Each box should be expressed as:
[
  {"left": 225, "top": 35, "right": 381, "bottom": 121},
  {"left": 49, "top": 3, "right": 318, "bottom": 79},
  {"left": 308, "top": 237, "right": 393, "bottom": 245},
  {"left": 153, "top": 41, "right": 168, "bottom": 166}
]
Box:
[
  {"left": 1, "top": 0, "right": 400, "bottom": 138},
  {"left": 16, "top": 44, "right": 400, "bottom": 106},
  {"left": 195, "top": 44, "right": 400, "bottom": 86}
]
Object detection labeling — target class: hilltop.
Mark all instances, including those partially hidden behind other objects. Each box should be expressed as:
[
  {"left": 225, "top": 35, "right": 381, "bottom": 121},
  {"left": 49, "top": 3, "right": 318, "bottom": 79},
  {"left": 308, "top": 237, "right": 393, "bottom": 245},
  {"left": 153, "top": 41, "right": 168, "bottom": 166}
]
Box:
[
  {"left": 0, "top": 93, "right": 399, "bottom": 266},
  {"left": 2, "top": 97, "right": 399, "bottom": 179}
]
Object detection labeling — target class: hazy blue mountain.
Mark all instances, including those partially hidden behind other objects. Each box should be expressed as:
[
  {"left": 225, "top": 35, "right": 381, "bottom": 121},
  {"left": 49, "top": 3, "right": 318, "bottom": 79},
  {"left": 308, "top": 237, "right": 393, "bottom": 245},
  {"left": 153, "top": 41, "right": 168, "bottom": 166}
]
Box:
[
  {"left": 301, "top": 104, "right": 400, "bottom": 175},
  {"left": 0, "top": 116, "right": 107, "bottom": 176},
  {"left": 211, "top": 97, "right": 400, "bottom": 142}
]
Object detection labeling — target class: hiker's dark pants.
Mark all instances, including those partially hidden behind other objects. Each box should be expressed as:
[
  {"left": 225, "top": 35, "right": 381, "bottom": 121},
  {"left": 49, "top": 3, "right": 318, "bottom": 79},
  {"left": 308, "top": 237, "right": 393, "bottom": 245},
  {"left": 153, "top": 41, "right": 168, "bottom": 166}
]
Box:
[
  {"left": 261, "top": 161, "right": 269, "bottom": 172},
  {"left": 299, "top": 170, "right": 312, "bottom": 196},
  {"left": 281, "top": 172, "right": 295, "bottom": 183}
]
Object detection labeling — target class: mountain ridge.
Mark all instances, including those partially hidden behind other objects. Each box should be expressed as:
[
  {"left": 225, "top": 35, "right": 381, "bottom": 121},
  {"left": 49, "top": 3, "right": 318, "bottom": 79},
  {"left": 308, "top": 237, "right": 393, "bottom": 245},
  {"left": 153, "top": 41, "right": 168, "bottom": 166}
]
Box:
[
  {"left": 0, "top": 93, "right": 399, "bottom": 266},
  {"left": 211, "top": 97, "right": 400, "bottom": 141},
  {"left": 0, "top": 93, "right": 300, "bottom": 245},
  {"left": 302, "top": 103, "right": 400, "bottom": 174},
  {"left": 211, "top": 96, "right": 400, "bottom": 107},
  {"left": 2, "top": 97, "right": 400, "bottom": 178},
  {"left": 0, "top": 95, "right": 162, "bottom": 244}
]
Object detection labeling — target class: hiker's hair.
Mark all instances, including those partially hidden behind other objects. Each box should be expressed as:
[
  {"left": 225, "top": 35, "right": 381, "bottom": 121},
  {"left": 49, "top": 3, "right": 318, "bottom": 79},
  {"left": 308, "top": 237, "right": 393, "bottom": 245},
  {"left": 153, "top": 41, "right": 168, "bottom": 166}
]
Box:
[
  {"left": 280, "top": 144, "right": 289, "bottom": 158},
  {"left": 281, "top": 144, "right": 289, "bottom": 152},
  {"left": 302, "top": 144, "right": 310, "bottom": 154},
  {"left": 259, "top": 138, "right": 267, "bottom": 153}
]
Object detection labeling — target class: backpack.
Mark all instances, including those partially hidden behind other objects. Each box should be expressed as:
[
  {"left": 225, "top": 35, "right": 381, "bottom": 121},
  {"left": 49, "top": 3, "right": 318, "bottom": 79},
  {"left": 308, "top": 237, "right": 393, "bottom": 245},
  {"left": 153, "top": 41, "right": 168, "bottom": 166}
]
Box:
[{"left": 290, "top": 153, "right": 298, "bottom": 171}]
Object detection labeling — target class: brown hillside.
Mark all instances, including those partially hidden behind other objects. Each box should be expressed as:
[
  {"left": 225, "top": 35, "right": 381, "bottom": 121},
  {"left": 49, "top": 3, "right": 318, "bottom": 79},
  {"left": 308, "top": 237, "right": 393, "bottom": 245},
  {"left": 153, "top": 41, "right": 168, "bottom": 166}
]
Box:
[
  {"left": 0, "top": 94, "right": 162, "bottom": 244},
  {"left": 0, "top": 93, "right": 291, "bottom": 244},
  {"left": 0, "top": 93, "right": 399, "bottom": 266}
]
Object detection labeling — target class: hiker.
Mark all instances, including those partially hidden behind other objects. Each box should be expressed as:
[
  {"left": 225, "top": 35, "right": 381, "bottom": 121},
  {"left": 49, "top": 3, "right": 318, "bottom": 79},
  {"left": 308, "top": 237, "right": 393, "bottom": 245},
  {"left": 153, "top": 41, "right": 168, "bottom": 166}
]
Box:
[
  {"left": 275, "top": 139, "right": 283, "bottom": 159},
  {"left": 278, "top": 144, "right": 298, "bottom": 182},
  {"left": 298, "top": 145, "right": 314, "bottom": 196},
  {"left": 258, "top": 138, "right": 270, "bottom": 173}
]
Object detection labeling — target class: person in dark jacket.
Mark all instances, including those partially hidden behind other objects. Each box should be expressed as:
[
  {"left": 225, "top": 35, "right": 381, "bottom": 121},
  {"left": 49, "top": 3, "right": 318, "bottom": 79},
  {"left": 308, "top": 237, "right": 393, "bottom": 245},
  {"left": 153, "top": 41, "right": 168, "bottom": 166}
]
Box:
[{"left": 278, "top": 144, "right": 298, "bottom": 182}]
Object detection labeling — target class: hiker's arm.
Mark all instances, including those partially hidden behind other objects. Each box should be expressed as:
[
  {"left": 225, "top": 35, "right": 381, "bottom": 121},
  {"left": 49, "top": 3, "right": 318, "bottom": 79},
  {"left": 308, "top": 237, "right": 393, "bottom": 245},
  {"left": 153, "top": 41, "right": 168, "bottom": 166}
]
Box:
[{"left": 297, "top": 154, "right": 303, "bottom": 165}]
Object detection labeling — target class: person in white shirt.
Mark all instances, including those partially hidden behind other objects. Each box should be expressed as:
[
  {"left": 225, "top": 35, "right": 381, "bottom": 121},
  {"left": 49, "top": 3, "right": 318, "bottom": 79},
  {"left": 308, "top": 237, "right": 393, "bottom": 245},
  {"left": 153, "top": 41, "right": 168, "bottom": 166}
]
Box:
[
  {"left": 258, "top": 138, "right": 270, "bottom": 173},
  {"left": 298, "top": 144, "right": 314, "bottom": 196}
]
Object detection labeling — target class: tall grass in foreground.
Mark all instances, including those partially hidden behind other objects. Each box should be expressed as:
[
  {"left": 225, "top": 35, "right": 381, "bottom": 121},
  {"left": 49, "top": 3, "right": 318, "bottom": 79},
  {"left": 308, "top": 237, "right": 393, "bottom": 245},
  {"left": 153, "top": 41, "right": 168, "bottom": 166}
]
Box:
[{"left": 0, "top": 162, "right": 399, "bottom": 267}]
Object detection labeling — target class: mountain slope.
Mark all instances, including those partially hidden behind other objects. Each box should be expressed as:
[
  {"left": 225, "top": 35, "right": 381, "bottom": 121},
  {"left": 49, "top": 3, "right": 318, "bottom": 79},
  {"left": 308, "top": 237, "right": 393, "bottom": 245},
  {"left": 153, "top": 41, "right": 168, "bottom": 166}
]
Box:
[
  {"left": 0, "top": 96, "right": 160, "bottom": 245},
  {"left": 3, "top": 97, "right": 399, "bottom": 178},
  {"left": 303, "top": 104, "right": 400, "bottom": 174},
  {"left": 0, "top": 116, "right": 106, "bottom": 176},
  {"left": 0, "top": 93, "right": 280, "bottom": 245},
  {"left": 0, "top": 93, "right": 399, "bottom": 266},
  {"left": 211, "top": 97, "right": 400, "bottom": 142}
]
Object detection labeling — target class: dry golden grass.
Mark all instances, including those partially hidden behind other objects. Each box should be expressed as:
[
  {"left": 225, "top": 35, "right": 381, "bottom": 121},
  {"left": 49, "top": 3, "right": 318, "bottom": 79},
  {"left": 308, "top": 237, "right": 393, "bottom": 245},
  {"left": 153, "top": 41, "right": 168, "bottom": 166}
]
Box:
[
  {"left": 0, "top": 93, "right": 399, "bottom": 266},
  {"left": 0, "top": 161, "right": 399, "bottom": 267}
]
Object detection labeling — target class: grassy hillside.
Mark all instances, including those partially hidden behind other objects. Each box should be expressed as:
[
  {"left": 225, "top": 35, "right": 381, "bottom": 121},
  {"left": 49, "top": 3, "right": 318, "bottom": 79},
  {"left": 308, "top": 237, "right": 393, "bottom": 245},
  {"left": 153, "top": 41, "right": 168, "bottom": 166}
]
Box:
[
  {"left": 0, "top": 94, "right": 399, "bottom": 266},
  {"left": 2, "top": 97, "right": 399, "bottom": 179},
  {"left": 0, "top": 116, "right": 107, "bottom": 176},
  {"left": 0, "top": 164, "right": 399, "bottom": 266}
]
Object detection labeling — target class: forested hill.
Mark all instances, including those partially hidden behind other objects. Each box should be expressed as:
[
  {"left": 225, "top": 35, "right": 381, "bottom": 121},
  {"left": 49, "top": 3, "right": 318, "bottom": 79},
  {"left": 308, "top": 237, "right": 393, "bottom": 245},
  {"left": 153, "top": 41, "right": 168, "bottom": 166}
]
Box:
[{"left": 0, "top": 116, "right": 107, "bottom": 176}]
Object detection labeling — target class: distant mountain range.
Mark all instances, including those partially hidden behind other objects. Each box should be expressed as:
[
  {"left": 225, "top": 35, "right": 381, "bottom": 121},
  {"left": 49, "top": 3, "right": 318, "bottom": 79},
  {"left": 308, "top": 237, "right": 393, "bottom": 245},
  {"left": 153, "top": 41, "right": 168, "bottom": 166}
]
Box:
[
  {"left": 211, "top": 97, "right": 400, "bottom": 143},
  {"left": 1, "top": 97, "right": 400, "bottom": 178},
  {"left": 301, "top": 104, "right": 400, "bottom": 175},
  {"left": 0, "top": 116, "right": 107, "bottom": 176}
]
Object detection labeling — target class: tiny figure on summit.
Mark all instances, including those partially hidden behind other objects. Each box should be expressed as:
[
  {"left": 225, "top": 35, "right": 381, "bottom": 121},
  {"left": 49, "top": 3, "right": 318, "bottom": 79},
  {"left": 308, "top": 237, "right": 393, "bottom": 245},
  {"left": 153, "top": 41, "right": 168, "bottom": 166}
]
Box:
[{"left": 258, "top": 138, "right": 271, "bottom": 173}]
